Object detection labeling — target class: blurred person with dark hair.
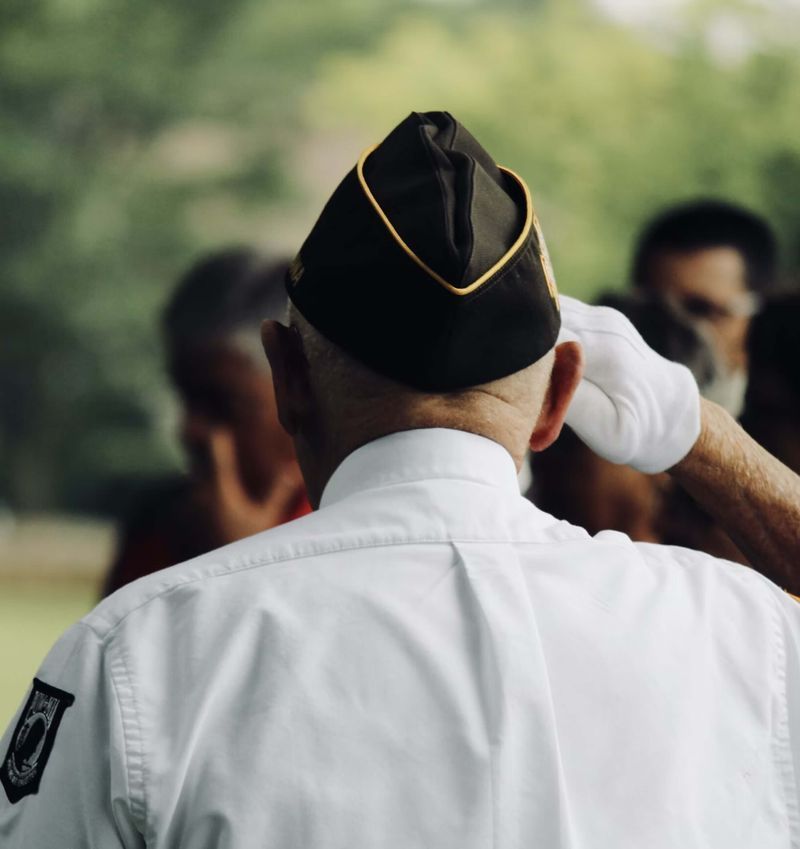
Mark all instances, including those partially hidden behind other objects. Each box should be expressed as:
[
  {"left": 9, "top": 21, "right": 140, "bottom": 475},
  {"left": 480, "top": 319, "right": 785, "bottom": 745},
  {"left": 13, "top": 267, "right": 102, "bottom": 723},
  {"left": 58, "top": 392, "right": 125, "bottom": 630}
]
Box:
[
  {"left": 660, "top": 295, "right": 800, "bottom": 562},
  {"left": 741, "top": 294, "right": 800, "bottom": 473},
  {"left": 632, "top": 199, "right": 778, "bottom": 415},
  {"left": 533, "top": 199, "right": 780, "bottom": 559},
  {"left": 102, "top": 249, "right": 310, "bottom": 596}
]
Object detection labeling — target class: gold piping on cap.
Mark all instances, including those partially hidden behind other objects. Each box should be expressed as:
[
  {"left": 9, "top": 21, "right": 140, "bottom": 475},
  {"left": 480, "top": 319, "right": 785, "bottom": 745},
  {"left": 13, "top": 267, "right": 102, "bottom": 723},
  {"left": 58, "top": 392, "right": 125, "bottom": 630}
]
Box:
[{"left": 356, "top": 143, "right": 548, "bottom": 298}]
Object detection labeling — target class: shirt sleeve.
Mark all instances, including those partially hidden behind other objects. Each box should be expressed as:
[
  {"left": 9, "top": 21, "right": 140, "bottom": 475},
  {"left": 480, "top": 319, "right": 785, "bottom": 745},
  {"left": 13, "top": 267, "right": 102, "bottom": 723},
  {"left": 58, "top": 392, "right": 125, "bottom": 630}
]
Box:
[
  {"left": 767, "top": 589, "right": 800, "bottom": 827},
  {"left": 0, "top": 621, "right": 144, "bottom": 848}
]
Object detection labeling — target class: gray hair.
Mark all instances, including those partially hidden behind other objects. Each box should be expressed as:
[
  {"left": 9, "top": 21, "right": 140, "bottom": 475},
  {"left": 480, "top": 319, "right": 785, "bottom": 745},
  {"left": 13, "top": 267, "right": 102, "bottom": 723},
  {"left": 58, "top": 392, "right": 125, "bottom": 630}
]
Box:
[{"left": 288, "top": 304, "right": 553, "bottom": 442}]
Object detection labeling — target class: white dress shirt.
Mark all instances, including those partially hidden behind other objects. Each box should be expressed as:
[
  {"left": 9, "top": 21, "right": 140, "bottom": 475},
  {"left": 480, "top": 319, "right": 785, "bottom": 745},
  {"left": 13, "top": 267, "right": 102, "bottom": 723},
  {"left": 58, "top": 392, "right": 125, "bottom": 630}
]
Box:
[{"left": 2, "top": 428, "right": 800, "bottom": 848}]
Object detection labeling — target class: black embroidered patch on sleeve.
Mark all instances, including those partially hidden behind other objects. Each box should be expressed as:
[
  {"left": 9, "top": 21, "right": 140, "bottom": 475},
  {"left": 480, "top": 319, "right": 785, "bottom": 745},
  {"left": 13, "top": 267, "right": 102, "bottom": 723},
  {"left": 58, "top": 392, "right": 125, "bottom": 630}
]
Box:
[{"left": 1, "top": 678, "right": 75, "bottom": 804}]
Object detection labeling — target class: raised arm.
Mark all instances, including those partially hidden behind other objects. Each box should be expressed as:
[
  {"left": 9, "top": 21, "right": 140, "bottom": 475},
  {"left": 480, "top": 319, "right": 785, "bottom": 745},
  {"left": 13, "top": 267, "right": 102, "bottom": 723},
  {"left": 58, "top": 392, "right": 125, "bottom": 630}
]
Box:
[
  {"left": 670, "top": 397, "right": 800, "bottom": 591},
  {"left": 558, "top": 295, "right": 800, "bottom": 592}
]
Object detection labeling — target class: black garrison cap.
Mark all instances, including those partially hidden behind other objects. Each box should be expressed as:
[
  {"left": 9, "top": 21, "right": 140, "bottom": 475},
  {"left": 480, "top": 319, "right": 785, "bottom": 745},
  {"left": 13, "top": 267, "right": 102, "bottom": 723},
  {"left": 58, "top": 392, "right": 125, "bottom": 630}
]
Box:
[{"left": 287, "top": 111, "right": 560, "bottom": 391}]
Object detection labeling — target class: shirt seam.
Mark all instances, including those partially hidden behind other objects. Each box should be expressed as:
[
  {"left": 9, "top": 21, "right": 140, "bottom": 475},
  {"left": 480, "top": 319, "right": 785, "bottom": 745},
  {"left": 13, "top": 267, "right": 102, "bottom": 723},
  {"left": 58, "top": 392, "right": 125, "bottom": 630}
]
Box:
[
  {"left": 766, "top": 587, "right": 800, "bottom": 846},
  {"left": 451, "top": 542, "right": 499, "bottom": 848},
  {"left": 87, "top": 533, "right": 580, "bottom": 640},
  {"left": 107, "top": 636, "right": 149, "bottom": 838}
]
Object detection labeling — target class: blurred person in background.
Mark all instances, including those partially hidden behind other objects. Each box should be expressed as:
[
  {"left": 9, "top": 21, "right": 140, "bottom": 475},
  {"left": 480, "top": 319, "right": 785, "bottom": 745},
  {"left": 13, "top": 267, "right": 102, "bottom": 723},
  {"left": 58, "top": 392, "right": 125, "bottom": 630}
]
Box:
[
  {"left": 102, "top": 249, "right": 310, "bottom": 596},
  {"left": 660, "top": 296, "right": 800, "bottom": 561},
  {"left": 740, "top": 293, "right": 800, "bottom": 474},
  {"left": 631, "top": 199, "right": 779, "bottom": 416},
  {"left": 532, "top": 201, "right": 779, "bottom": 549},
  {"left": 629, "top": 202, "right": 783, "bottom": 560}
]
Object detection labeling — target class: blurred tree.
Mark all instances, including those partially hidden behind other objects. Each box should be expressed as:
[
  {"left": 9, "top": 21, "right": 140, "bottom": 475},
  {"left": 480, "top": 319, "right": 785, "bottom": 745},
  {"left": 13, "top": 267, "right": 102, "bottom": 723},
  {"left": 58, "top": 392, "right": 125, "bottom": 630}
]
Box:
[{"left": 0, "top": 0, "right": 412, "bottom": 513}]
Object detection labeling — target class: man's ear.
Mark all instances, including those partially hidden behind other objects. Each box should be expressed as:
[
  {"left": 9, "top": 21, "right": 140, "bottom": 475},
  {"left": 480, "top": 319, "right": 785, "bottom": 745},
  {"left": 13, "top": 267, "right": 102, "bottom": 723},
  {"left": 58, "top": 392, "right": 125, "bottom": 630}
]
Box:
[
  {"left": 529, "top": 341, "right": 584, "bottom": 452},
  {"left": 261, "top": 320, "right": 311, "bottom": 436}
]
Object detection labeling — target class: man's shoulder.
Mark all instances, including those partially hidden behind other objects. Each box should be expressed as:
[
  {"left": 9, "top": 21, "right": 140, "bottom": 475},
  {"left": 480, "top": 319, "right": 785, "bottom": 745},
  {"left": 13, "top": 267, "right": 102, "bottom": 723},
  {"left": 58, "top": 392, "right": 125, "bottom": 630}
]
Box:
[
  {"left": 547, "top": 526, "right": 795, "bottom": 619},
  {"left": 630, "top": 536, "right": 800, "bottom": 622},
  {"left": 83, "top": 491, "right": 800, "bottom": 641},
  {"left": 82, "top": 502, "right": 398, "bottom": 639}
]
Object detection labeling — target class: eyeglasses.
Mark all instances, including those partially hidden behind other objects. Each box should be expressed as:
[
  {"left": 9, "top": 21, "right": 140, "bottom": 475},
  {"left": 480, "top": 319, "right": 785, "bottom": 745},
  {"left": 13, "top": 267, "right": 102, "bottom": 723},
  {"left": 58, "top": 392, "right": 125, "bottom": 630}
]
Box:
[{"left": 669, "top": 291, "right": 761, "bottom": 322}]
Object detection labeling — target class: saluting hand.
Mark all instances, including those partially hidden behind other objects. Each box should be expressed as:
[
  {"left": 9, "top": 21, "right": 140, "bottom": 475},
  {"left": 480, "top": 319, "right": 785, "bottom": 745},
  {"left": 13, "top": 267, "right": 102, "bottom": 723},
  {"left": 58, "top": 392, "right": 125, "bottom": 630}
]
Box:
[
  {"left": 557, "top": 295, "right": 701, "bottom": 474},
  {"left": 557, "top": 294, "right": 800, "bottom": 590}
]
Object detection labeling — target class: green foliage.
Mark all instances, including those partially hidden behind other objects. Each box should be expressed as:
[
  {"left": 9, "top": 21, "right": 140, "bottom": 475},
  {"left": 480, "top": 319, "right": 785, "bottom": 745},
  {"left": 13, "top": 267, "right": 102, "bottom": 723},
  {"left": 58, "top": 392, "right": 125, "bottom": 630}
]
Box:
[
  {"left": 0, "top": 0, "right": 408, "bottom": 512},
  {"left": 303, "top": 2, "right": 800, "bottom": 295},
  {"left": 2, "top": 0, "right": 800, "bottom": 512},
  {"left": 0, "top": 580, "right": 97, "bottom": 727}
]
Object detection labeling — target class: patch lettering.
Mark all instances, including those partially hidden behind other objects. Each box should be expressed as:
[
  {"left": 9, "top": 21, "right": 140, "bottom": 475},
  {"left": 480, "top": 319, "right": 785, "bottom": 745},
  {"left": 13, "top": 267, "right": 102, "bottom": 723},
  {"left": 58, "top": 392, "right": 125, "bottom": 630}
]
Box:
[{"left": 1, "top": 678, "right": 74, "bottom": 804}]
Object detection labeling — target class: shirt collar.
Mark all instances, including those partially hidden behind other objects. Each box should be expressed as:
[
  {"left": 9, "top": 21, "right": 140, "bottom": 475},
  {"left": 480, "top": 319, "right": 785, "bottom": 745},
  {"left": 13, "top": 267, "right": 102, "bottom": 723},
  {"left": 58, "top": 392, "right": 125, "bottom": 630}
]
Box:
[{"left": 320, "top": 428, "right": 522, "bottom": 509}]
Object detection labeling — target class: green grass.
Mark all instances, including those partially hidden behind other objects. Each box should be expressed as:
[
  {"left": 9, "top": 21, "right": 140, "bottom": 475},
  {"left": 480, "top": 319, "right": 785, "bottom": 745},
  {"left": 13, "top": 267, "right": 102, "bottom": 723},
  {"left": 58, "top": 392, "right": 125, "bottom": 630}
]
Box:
[{"left": 0, "top": 580, "right": 97, "bottom": 728}]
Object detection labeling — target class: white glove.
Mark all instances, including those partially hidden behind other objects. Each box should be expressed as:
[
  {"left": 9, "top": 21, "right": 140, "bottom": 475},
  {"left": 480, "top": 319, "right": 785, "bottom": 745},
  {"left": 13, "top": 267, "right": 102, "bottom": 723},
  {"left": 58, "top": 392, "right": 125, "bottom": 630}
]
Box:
[{"left": 558, "top": 295, "right": 701, "bottom": 474}]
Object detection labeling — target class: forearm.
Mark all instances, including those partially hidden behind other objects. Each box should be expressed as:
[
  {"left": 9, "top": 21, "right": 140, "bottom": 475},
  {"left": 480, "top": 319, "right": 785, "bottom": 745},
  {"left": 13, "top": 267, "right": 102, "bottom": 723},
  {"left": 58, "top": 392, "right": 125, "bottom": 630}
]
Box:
[{"left": 670, "top": 398, "right": 800, "bottom": 592}]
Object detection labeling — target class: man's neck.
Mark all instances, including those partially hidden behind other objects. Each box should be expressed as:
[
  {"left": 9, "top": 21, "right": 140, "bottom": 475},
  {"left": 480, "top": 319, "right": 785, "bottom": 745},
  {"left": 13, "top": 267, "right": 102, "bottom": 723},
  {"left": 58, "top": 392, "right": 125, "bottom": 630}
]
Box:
[{"left": 300, "top": 406, "right": 532, "bottom": 508}]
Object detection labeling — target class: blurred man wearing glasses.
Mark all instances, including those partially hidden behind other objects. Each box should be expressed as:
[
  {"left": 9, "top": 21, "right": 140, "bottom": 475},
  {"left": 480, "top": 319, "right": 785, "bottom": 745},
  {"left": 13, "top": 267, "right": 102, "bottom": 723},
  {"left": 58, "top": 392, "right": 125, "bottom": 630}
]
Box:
[{"left": 631, "top": 199, "right": 778, "bottom": 415}]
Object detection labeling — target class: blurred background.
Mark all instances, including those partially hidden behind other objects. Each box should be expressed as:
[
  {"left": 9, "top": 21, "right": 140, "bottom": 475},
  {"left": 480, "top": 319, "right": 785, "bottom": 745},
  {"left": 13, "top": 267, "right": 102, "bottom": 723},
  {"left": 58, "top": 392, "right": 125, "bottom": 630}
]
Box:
[{"left": 3, "top": 0, "right": 800, "bottom": 723}]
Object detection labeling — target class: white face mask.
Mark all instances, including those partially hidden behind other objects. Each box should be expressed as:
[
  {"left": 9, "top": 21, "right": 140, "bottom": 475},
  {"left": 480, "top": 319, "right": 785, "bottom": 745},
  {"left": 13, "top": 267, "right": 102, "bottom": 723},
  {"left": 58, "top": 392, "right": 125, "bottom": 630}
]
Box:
[
  {"left": 702, "top": 368, "right": 748, "bottom": 418},
  {"left": 677, "top": 312, "right": 748, "bottom": 418}
]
